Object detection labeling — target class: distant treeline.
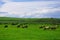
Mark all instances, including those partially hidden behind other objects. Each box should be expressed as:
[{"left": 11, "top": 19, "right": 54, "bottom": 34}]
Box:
[{"left": 0, "top": 17, "right": 60, "bottom": 25}]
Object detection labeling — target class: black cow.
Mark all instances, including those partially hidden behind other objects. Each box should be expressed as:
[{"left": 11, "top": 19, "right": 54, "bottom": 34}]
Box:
[
  {"left": 50, "top": 26, "right": 56, "bottom": 30},
  {"left": 17, "top": 25, "right": 20, "bottom": 28},
  {"left": 4, "top": 25, "right": 8, "bottom": 28},
  {"left": 50, "top": 25, "right": 58, "bottom": 30},
  {"left": 50, "top": 27, "right": 56, "bottom": 30},
  {"left": 40, "top": 25, "right": 45, "bottom": 28}
]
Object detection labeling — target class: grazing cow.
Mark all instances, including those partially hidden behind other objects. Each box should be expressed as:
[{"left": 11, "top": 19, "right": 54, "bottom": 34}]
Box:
[
  {"left": 50, "top": 27, "right": 56, "bottom": 30},
  {"left": 44, "top": 26, "right": 50, "bottom": 30},
  {"left": 22, "top": 25, "right": 28, "bottom": 28},
  {"left": 55, "top": 25, "right": 58, "bottom": 28},
  {"left": 50, "top": 25, "right": 58, "bottom": 30},
  {"left": 17, "top": 25, "right": 20, "bottom": 28},
  {"left": 40, "top": 25, "right": 45, "bottom": 28},
  {"left": 4, "top": 25, "right": 8, "bottom": 28}
]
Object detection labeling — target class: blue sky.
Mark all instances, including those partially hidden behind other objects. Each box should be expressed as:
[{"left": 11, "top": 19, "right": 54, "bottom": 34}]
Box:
[
  {"left": 10, "top": 0, "right": 60, "bottom": 2},
  {"left": 0, "top": 1, "right": 5, "bottom": 7},
  {"left": 0, "top": 0, "right": 60, "bottom": 18}
]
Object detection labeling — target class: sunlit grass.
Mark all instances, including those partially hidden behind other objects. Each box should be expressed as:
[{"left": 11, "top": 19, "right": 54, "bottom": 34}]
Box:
[{"left": 0, "top": 24, "right": 60, "bottom": 40}]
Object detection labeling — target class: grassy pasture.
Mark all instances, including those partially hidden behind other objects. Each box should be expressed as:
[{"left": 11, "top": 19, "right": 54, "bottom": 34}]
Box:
[
  {"left": 0, "top": 17, "right": 60, "bottom": 40},
  {"left": 0, "top": 24, "right": 60, "bottom": 40}
]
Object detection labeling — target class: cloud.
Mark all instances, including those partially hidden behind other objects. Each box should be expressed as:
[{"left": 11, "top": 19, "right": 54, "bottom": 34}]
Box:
[
  {"left": 0, "top": 1, "right": 60, "bottom": 18},
  {"left": 2, "top": 0, "right": 11, "bottom": 2},
  {"left": 43, "top": 11, "right": 60, "bottom": 18},
  {"left": 0, "top": 0, "right": 12, "bottom": 8}
]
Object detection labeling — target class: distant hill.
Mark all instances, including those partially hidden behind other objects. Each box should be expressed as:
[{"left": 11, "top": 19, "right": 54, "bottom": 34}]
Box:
[{"left": 0, "top": 17, "right": 60, "bottom": 24}]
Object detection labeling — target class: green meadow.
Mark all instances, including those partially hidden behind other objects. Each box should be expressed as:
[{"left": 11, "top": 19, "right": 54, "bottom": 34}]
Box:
[{"left": 0, "top": 17, "right": 60, "bottom": 40}]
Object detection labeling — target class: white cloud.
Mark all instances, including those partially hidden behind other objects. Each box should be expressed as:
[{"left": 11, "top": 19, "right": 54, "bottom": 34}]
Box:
[
  {"left": 2, "top": 0, "right": 11, "bottom": 2},
  {"left": 0, "top": 1, "right": 60, "bottom": 18}
]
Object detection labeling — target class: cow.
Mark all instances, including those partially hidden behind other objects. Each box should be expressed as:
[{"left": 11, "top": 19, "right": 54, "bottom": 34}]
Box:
[
  {"left": 50, "top": 25, "right": 58, "bottom": 30},
  {"left": 17, "top": 25, "right": 20, "bottom": 28},
  {"left": 4, "top": 25, "right": 8, "bottom": 28},
  {"left": 22, "top": 25, "right": 28, "bottom": 28},
  {"left": 40, "top": 25, "right": 45, "bottom": 28},
  {"left": 44, "top": 26, "right": 50, "bottom": 30}
]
